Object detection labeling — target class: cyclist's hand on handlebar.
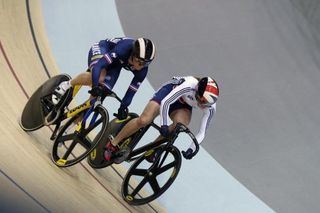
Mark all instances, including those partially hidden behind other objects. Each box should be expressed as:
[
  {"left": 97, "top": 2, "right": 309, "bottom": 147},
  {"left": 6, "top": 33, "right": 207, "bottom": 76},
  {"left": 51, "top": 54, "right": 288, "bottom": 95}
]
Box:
[
  {"left": 182, "top": 148, "right": 194, "bottom": 160},
  {"left": 89, "top": 84, "right": 112, "bottom": 97},
  {"left": 117, "top": 105, "right": 128, "bottom": 120},
  {"left": 160, "top": 125, "right": 170, "bottom": 138}
]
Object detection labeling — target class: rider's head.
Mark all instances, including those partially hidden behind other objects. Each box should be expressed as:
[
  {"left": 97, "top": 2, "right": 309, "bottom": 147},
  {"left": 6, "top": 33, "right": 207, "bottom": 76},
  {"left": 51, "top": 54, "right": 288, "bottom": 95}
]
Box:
[
  {"left": 131, "top": 38, "right": 156, "bottom": 68},
  {"left": 195, "top": 77, "right": 219, "bottom": 107}
]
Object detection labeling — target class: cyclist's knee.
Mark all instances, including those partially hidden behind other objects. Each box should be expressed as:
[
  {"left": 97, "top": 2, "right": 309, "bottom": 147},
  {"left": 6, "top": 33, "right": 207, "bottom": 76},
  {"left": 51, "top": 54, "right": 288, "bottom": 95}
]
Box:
[
  {"left": 171, "top": 110, "right": 191, "bottom": 126},
  {"left": 172, "top": 118, "right": 190, "bottom": 128}
]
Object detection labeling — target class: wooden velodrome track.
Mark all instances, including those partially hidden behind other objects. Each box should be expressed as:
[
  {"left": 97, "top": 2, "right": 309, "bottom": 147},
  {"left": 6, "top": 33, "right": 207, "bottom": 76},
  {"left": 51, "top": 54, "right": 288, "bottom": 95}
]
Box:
[{"left": 0, "top": 1, "right": 165, "bottom": 212}]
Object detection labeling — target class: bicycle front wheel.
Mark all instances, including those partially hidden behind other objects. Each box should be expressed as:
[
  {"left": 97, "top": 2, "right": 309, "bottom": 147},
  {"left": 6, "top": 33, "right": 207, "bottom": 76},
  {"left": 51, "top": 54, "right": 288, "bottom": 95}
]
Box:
[
  {"left": 51, "top": 105, "right": 109, "bottom": 167},
  {"left": 122, "top": 145, "right": 182, "bottom": 205}
]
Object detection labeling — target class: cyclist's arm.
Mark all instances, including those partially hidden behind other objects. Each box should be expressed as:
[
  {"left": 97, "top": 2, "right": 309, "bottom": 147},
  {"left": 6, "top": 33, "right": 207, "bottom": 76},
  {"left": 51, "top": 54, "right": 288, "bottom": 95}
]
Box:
[
  {"left": 121, "top": 68, "right": 148, "bottom": 107},
  {"left": 191, "top": 105, "right": 216, "bottom": 151},
  {"left": 160, "top": 83, "right": 193, "bottom": 126}
]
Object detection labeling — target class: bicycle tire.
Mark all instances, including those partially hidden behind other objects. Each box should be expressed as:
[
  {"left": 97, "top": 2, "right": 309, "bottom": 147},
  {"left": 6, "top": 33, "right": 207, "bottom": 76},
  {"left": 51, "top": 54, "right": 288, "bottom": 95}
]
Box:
[
  {"left": 87, "top": 113, "right": 139, "bottom": 169},
  {"left": 51, "top": 105, "right": 109, "bottom": 167},
  {"left": 20, "top": 74, "right": 71, "bottom": 131},
  {"left": 87, "top": 130, "right": 114, "bottom": 169},
  {"left": 122, "top": 145, "right": 182, "bottom": 205}
]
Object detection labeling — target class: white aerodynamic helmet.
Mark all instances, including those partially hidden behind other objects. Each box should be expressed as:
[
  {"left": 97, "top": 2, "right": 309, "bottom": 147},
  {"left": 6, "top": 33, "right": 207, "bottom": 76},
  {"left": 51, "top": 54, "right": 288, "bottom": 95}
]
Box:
[{"left": 195, "top": 77, "right": 219, "bottom": 107}]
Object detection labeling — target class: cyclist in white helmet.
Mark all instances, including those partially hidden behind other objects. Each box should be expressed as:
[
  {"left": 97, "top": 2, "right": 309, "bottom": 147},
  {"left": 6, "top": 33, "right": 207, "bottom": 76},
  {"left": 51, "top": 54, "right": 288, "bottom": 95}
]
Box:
[
  {"left": 104, "top": 76, "right": 219, "bottom": 161},
  {"left": 51, "top": 37, "right": 156, "bottom": 120}
]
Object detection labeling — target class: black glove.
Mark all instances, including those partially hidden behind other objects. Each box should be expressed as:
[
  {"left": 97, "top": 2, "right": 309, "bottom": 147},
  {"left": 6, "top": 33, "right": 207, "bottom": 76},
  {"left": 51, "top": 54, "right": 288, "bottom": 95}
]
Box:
[
  {"left": 159, "top": 125, "right": 170, "bottom": 138},
  {"left": 89, "top": 84, "right": 112, "bottom": 97},
  {"left": 182, "top": 148, "right": 194, "bottom": 160},
  {"left": 117, "top": 105, "right": 128, "bottom": 120}
]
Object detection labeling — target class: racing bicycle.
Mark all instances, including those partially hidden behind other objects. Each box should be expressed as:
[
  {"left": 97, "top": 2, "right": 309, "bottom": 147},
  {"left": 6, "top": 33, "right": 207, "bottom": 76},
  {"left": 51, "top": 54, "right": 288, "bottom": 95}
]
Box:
[
  {"left": 20, "top": 74, "right": 122, "bottom": 167},
  {"left": 87, "top": 118, "right": 199, "bottom": 205}
]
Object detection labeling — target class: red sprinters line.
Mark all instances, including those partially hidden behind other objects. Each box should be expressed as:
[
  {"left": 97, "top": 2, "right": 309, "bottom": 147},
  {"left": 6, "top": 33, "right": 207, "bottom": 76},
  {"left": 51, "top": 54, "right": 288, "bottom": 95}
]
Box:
[{"left": 0, "top": 41, "right": 29, "bottom": 99}]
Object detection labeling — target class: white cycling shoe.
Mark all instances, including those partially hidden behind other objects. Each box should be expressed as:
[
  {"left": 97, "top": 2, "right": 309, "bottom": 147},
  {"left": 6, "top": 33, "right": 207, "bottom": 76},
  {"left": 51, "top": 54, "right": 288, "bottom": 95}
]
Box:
[{"left": 52, "top": 81, "right": 71, "bottom": 105}]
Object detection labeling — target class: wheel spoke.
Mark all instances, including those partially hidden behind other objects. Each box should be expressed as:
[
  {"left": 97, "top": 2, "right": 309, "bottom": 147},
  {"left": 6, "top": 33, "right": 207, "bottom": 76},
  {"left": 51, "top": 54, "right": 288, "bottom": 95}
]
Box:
[
  {"left": 62, "top": 137, "right": 79, "bottom": 159},
  {"left": 78, "top": 137, "right": 92, "bottom": 149},
  {"left": 56, "top": 133, "right": 75, "bottom": 142},
  {"left": 148, "top": 176, "right": 160, "bottom": 193},
  {"left": 82, "top": 117, "right": 103, "bottom": 135},
  {"left": 131, "top": 177, "right": 148, "bottom": 197},
  {"left": 150, "top": 150, "right": 169, "bottom": 171},
  {"left": 123, "top": 146, "right": 181, "bottom": 204},
  {"left": 131, "top": 168, "right": 148, "bottom": 176},
  {"left": 158, "top": 151, "right": 170, "bottom": 168},
  {"left": 155, "top": 161, "right": 175, "bottom": 175}
]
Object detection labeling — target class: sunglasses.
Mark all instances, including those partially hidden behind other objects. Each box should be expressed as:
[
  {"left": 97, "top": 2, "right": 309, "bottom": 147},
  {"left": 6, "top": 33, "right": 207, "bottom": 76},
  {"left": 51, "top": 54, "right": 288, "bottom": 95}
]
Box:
[{"left": 133, "top": 57, "right": 152, "bottom": 67}]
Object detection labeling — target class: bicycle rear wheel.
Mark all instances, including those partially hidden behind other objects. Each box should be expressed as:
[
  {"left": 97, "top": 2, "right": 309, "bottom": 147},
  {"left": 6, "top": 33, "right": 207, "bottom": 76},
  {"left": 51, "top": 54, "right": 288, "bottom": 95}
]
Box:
[
  {"left": 51, "top": 105, "right": 109, "bottom": 167},
  {"left": 87, "top": 112, "right": 139, "bottom": 169},
  {"left": 20, "top": 74, "right": 71, "bottom": 131},
  {"left": 122, "top": 145, "right": 182, "bottom": 205}
]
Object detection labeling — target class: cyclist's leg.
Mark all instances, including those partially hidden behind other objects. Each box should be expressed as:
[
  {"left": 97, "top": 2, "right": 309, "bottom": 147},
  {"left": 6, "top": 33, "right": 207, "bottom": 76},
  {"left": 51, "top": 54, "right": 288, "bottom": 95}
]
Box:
[
  {"left": 151, "top": 102, "right": 192, "bottom": 143},
  {"left": 111, "top": 82, "right": 176, "bottom": 146},
  {"left": 71, "top": 67, "right": 119, "bottom": 125},
  {"left": 70, "top": 42, "right": 110, "bottom": 87},
  {"left": 71, "top": 65, "right": 118, "bottom": 92},
  {"left": 142, "top": 106, "right": 192, "bottom": 162},
  {"left": 69, "top": 71, "right": 92, "bottom": 86},
  {"left": 51, "top": 44, "right": 105, "bottom": 104},
  {"left": 104, "top": 100, "right": 159, "bottom": 161},
  {"left": 70, "top": 44, "right": 121, "bottom": 101},
  {"left": 101, "top": 66, "right": 120, "bottom": 91},
  {"left": 112, "top": 100, "right": 160, "bottom": 146},
  {"left": 168, "top": 102, "right": 192, "bottom": 130},
  {"left": 170, "top": 108, "right": 192, "bottom": 128}
]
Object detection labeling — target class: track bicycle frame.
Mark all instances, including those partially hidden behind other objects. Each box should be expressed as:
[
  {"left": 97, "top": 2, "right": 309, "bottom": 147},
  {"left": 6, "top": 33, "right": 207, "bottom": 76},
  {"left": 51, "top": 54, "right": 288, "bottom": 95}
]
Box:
[
  {"left": 120, "top": 122, "right": 199, "bottom": 163},
  {"left": 44, "top": 85, "right": 122, "bottom": 140}
]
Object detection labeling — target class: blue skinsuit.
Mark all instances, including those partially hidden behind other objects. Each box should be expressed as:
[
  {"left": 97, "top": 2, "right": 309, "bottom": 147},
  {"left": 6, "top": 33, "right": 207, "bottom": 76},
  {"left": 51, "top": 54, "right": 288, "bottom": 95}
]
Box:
[{"left": 87, "top": 37, "right": 148, "bottom": 108}]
